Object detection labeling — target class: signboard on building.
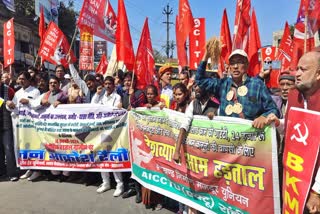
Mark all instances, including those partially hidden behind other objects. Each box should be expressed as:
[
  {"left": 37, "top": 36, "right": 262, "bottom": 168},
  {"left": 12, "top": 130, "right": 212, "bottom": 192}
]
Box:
[
  {"left": 24, "top": 53, "right": 34, "bottom": 65},
  {"left": 94, "top": 41, "right": 107, "bottom": 62},
  {"left": 79, "top": 31, "right": 94, "bottom": 71}
]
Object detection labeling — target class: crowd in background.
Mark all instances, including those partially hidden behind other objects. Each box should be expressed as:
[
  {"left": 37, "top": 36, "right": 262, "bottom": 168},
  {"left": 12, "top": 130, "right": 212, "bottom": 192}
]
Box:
[{"left": 1, "top": 45, "right": 320, "bottom": 213}]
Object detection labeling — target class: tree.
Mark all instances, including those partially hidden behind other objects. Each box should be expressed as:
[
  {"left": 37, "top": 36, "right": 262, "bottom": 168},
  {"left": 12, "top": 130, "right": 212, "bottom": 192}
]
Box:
[
  {"left": 15, "top": 0, "right": 35, "bottom": 17},
  {"left": 58, "top": 0, "right": 79, "bottom": 42},
  {"left": 5, "top": 0, "right": 78, "bottom": 42}
]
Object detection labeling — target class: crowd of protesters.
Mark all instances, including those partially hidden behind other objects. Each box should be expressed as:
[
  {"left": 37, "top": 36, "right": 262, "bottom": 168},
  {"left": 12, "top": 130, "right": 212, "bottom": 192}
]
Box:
[{"left": 0, "top": 45, "right": 320, "bottom": 213}]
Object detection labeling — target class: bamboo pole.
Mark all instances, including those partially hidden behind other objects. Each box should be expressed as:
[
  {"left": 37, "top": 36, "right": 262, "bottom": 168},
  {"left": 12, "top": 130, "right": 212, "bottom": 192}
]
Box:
[
  {"left": 68, "top": 27, "right": 78, "bottom": 55},
  {"left": 304, "top": 14, "right": 308, "bottom": 53},
  {"left": 9, "top": 64, "right": 12, "bottom": 78},
  {"left": 33, "top": 54, "right": 38, "bottom": 67},
  {"left": 0, "top": 62, "right": 3, "bottom": 74}
]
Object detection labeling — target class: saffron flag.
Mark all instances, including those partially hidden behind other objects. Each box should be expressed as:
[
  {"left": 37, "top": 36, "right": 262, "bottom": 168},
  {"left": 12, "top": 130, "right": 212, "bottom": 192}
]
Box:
[
  {"left": 39, "top": 6, "right": 46, "bottom": 42},
  {"left": 38, "top": 22, "right": 76, "bottom": 68},
  {"left": 277, "top": 22, "right": 294, "bottom": 71},
  {"left": 96, "top": 54, "right": 108, "bottom": 75},
  {"left": 134, "top": 18, "right": 157, "bottom": 90},
  {"left": 219, "top": 9, "right": 232, "bottom": 74},
  {"left": 176, "top": 16, "right": 188, "bottom": 67},
  {"left": 77, "top": 0, "right": 117, "bottom": 43},
  {"left": 189, "top": 18, "right": 206, "bottom": 70},
  {"left": 233, "top": 0, "right": 251, "bottom": 50},
  {"left": 116, "top": 0, "right": 135, "bottom": 71},
  {"left": 247, "top": 9, "right": 261, "bottom": 77},
  {"left": 3, "top": 18, "right": 15, "bottom": 68}
]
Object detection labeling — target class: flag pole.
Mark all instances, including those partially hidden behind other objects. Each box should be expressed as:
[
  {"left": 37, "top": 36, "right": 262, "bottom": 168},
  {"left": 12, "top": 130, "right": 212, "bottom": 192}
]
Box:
[
  {"left": 232, "top": 2, "right": 243, "bottom": 50},
  {"left": 105, "top": 54, "right": 108, "bottom": 75},
  {"left": 260, "top": 50, "right": 264, "bottom": 71},
  {"left": 9, "top": 64, "right": 12, "bottom": 78},
  {"left": 113, "top": 61, "right": 119, "bottom": 76},
  {"left": 0, "top": 62, "right": 3, "bottom": 74},
  {"left": 304, "top": 13, "right": 308, "bottom": 53},
  {"left": 33, "top": 54, "right": 38, "bottom": 67},
  {"left": 68, "top": 27, "right": 78, "bottom": 55}
]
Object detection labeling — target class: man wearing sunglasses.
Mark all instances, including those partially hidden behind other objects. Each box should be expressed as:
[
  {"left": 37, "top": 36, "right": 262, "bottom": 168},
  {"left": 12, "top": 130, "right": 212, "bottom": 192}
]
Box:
[{"left": 196, "top": 48, "right": 279, "bottom": 128}]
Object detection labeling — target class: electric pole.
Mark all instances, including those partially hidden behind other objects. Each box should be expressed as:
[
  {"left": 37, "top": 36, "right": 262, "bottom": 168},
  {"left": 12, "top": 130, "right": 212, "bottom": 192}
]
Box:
[
  {"left": 162, "top": 4, "right": 173, "bottom": 59},
  {"left": 170, "top": 40, "right": 175, "bottom": 58}
]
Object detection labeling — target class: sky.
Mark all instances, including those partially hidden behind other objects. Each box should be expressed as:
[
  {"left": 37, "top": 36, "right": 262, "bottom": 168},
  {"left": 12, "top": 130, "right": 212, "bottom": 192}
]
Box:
[{"left": 70, "top": 0, "right": 301, "bottom": 56}]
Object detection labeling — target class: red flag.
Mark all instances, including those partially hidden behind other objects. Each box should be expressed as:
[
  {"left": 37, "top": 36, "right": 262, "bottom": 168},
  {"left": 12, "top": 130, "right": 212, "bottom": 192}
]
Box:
[
  {"left": 134, "top": 18, "right": 157, "bottom": 90},
  {"left": 189, "top": 18, "right": 206, "bottom": 70},
  {"left": 78, "top": 0, "right": 117, "bottom": 43},
  {"left": 247, "top": 9, "right": 261, "bottom": 77},
  {"left": 38, "top": 22, "right": 76, "bottom": 68},
  {"left": 95, "top": 54, "right": 108, "bottom": 75},
  {"left": 39, "top": 6, "right": 46, "bottom": 42},
  {"left": 178, "top": 0, "right": 194, "bottom": 44},
  {"left": 176, "top": 16, "right": 188, "bottom": 67},
  {"left": 233, "top": 0, "right": 251, "bottom": 50},
  {"left": 261, "top": 47, "right": 278, "bottom": 63},
  {"left": 219, "top": 9, "right": 232, "bottom": 74},
  {"left": 116, "top": 0, "right": 135, "bottom": 71},
  {"left": 261, "top": 47, "right": 281, "bottom": 88},
  {"left": 291, "top": 0, "right": 319, "bottom": 68},
  {"left": 277, "top": 22, "right": 294, "bottom": 71},
  {"left": 305, "top": 0, "right": 320, "bottom": 34},
  {"left": 3, "top": 18, "right": 14, "bottom": 68}
]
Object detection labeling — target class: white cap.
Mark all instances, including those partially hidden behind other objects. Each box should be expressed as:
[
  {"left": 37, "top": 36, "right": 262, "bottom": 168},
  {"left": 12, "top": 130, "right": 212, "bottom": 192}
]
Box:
[
  {"left": 228, "top": 49, "right": 248, "bottom": 60},
  {"left": 64, "top": 74, "right": 71, "bottom": 79}
]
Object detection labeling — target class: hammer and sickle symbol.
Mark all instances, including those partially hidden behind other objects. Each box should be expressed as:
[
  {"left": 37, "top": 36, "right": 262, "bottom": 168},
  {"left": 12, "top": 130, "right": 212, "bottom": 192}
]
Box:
[{"left": 290, "top": 122, "right": 309, "bottom": 146}]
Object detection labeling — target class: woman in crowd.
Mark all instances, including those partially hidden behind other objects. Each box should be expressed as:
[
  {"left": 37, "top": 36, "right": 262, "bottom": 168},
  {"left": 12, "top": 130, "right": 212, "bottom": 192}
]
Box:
[
  {"left": 141, "top": 84, "right": 164, "bottom": 210},
  {"left": 171, "top": 83, "right": 198, "bottom": 214},
  {"left": 171, "top": 83, "right": 190, "bottom": 113},
  {"left": 144, "top": 84, "right": 160, "bottom": 109}
]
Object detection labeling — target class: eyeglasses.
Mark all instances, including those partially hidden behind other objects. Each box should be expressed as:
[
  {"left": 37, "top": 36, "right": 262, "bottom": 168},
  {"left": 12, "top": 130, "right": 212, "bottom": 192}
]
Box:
[
  {"left": 49, "top": 82, "right": 58, "bottom": 85},
  {"left": 229, "top": 59, "right": 247, "bottom": 66}
]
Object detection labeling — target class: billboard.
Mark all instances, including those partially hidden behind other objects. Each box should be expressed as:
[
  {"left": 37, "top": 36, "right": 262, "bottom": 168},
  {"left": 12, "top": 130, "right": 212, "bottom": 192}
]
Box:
[
  {"left": 35, "top": 0, "right": 59, "bottom": 24},
  {"left": 94, "top": 41, "right": 107, "bottom": 62}
]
